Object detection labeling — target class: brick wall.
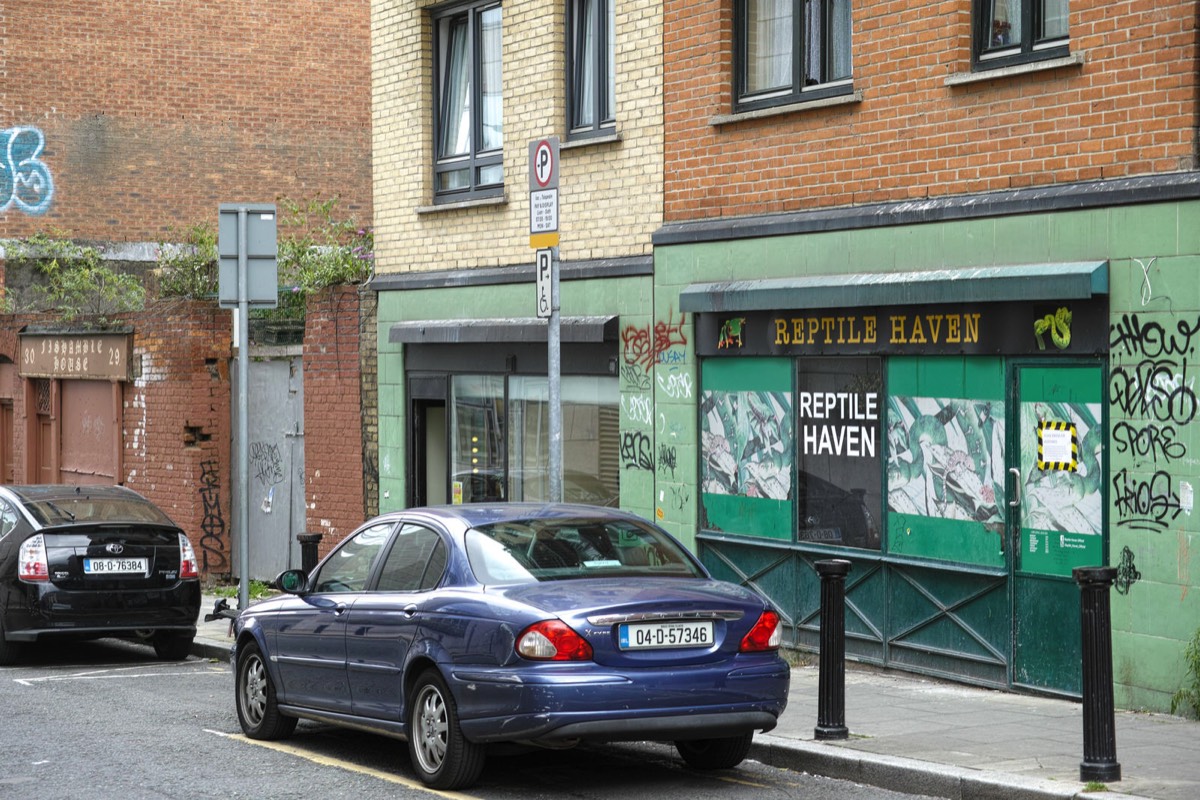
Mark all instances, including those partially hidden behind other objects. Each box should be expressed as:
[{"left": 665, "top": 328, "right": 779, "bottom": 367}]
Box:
[
  {"left": 663, "top": 0, "right": 1199, "bottom": 220},
  {"left": 1, "top": 0, "right": 372, "bottom": 240},
  {"left": 0, "top": 301, "right": 234, "bottom": 576},
  {"left": 303, "top": 285, "right": 367, "bottom": 558},
  {"left": 123, "top": 300, "right": 234, "bottom": 577}
]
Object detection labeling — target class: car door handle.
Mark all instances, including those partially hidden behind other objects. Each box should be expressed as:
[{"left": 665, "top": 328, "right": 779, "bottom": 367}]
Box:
[
  {"left": 403, "top": 604, "right": 418, "bottom": 619},
  {"left": 334, "top": 603, "right": 348, "bottom": 616}
]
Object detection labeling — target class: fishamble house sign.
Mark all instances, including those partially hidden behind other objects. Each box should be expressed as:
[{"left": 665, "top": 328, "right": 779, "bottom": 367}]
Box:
[{"left": 19, "top": 331, "right": 133, "bottom": 381}]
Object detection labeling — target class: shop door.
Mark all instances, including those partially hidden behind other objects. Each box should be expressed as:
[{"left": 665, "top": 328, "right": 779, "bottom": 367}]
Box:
[{"left": 1010, "top": 363, "right": 1105, "bottom": 696}]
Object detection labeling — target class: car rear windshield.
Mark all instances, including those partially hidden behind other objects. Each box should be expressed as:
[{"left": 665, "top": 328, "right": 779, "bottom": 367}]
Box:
[
  {"left": 465, "top": 518, "right": 706, "bottom": 584},
  {"left": 24, "top": 495, "right": 177, "bottom": 527}
]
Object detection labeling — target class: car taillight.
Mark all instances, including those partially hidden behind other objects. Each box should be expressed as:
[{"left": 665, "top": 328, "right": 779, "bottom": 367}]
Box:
[
  {"left": 516, "top": 620, "right": 593, "bottom": 661},
  {"left": 740, "top": 610, "right": 782, "bottom": 653},
  {"left": 179, "top": 534, "right": 199, "bottom": 579},
  {"left": 18, "top": 534, "right": 50, "bottom": 582}
]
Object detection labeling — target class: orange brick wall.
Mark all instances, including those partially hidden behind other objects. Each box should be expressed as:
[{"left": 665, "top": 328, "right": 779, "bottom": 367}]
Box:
[
  {"left": 0, "top": 290, "right": 371, "bottom": 578},
  {"left": 663, "top": 0, "right": 1199, "bottom": 220},
  {"left": 303, "top": 285, "right": 366, "bottom": 558},
  {"left": 0, "top": 0, "right": 372, "bottom": 239},
  {"left": 123, "top": 300, "right": 234, "bottom": 575}
]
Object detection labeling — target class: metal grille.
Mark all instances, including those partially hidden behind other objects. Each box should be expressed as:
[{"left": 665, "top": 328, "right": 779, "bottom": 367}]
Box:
[{"left": 35, "top": 379, "right": 51, "bottom": 416}]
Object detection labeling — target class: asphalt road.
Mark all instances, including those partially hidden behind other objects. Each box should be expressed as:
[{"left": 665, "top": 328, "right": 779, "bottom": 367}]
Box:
[{"left": 2, "top": 638, "right": 935, "bottom": 800}]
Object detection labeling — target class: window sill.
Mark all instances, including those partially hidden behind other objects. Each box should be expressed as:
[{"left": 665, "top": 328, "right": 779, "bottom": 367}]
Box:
[
  {"left": 562, "top": 130, "right": 622, "bottom": 149},
  {"left": 416, "top": 193, "right": 508, "bottom": 215},
  {"left": 945, "top": 52, "right": 1086, "bottom": 86},
  {"left": 711, "top": 90, "right": 863, "bottom": 127}
]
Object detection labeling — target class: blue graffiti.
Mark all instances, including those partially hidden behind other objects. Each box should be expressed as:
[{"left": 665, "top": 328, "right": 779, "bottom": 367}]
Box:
[{"left": 2, "top": 127, "right": 55, "bottom": 215}]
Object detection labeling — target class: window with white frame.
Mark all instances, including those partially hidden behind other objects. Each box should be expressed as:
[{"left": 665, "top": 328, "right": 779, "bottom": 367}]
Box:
[
  {"left": 567, "top": 0, "right": 615, "bottom": 138},
  {"left": 975, "top": 0, "right": 1068, "bottom": 67},
  {"left": 434, "top": 1, "right": 503, "bottom": 200},
  {"left": 735, "top": 0, "right": 852, "bottom": 112}
]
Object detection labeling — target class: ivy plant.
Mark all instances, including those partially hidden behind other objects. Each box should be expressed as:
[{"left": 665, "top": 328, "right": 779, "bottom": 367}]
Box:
[
  {"left": 6, "top": 231, "right": 145, "bottom": 324},
  {"left": 154, "top": 197, "right": 373, "bottom": 321},
  {"left": 156, "top": 222, "right": 218, "bottom": 299},
  {"left": 277, "top": 195, "right": 374, "bottom": 293}
]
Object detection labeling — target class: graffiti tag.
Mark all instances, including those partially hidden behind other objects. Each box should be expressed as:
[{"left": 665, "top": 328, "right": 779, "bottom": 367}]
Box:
[{"left": 1, "top": 127, "right": 54, "bottom": 215}]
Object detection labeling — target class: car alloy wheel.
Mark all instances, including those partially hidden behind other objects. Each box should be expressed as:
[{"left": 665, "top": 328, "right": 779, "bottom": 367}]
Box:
[
  {"left": 407, "top": 670, "right": 484, "bottom": 789},
  {"left": 236, "top": 642, "right": 297, "bottom": 740}
]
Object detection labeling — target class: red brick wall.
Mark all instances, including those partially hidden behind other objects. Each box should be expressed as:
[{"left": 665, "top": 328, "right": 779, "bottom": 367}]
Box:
[
  {"left": 303, "top": 286, "right": 366, "bottom": 558},
  {"left": 663, "top": 0, "right": 1199, "bottom": 220},
  {"left": 0, "top": 291, "right": 372, "bottom": 579},
  {"left": 122, "top": 300, "right": 234, "bottom": 576},
  {"left": 0, "top": 301, "right": 234, "bottom": 576},
  {"left": 0, "top": 0, "right": 371, "bottom": 239}
]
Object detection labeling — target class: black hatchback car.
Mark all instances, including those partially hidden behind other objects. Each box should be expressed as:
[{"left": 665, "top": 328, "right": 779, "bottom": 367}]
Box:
[{"left": 0, "top": 484, "right": 201, "bottom": 664}]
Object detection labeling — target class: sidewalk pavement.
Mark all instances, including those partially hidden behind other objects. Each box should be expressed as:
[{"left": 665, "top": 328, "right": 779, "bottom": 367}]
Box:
[{"left": 193, "top": 595, "right": 1199, "bottom": 800}]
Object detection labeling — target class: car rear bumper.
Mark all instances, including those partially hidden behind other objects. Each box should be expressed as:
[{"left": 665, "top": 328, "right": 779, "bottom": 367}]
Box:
[
  {"left": 449, "top": 657, "right": 789, "bottom": 744},
  {"left": 4, "top": 581, "right": 201, "bottom": 641}
]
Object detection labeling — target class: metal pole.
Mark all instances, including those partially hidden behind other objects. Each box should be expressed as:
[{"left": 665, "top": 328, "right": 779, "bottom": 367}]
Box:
[
  {"left": 815, "top": 558, "right": 851, "bottom": 740},
  {"left": 548, "top": 246, "right": 562, "bottom": 502},
  {"left": 1074, "top": 565, "right": 1121, "bottom": 783},
  {"left": 237, "top": 207, "right": 250, "bottom": 612}
]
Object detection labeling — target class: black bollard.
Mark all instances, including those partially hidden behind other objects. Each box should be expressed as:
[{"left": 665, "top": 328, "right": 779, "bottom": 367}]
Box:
[
  {"left": 815, "top": 559, "right": 852, "bottom": 740},
  {"left": 296, "top": 532, "right": 323, "bottom": 574},
  {"left": 1073, "top": 566, "right": 1121, "bottom": 783}
]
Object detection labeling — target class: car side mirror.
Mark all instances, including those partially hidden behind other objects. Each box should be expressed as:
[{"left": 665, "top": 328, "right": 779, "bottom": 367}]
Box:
[{"left": 274, "top": 569, "right": 308, "bottom": 594}]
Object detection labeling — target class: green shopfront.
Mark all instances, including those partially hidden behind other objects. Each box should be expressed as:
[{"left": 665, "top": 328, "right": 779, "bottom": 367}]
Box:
[
  {"left": 691, "top": 287, "right": 1107, "bottom": 695},
  {"left": 652, "top": 175, "right": 1200, "bottom": 705}
]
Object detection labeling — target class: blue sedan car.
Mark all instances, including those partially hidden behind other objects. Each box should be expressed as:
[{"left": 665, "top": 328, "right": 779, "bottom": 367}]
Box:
[{"left": 232, "top": 503, "right": 790, "bottom": 789}]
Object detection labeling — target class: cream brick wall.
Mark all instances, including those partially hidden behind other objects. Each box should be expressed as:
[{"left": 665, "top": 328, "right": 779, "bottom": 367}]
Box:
[{"left": 371, "top": 0, "right": 663, "bottom": 274}]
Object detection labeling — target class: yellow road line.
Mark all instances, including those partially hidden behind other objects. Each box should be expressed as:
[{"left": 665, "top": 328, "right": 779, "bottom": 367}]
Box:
[{"left": 204, "top": 730, "right": 483, "bottom": 800}]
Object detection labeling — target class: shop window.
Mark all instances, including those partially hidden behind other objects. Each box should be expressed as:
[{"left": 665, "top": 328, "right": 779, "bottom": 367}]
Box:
[
  {"left": 451, "top": 375, "right": 507, "bottom": 503},
  {"left": 508, "top": 375, "right": 619, "bottom": 506},
  {"left": 795, "top": 357, "right": 882, "bottom": 550},
  {"left": 885, "top": 356, "right": 1007, "bottom": 567},
  {"left": 449, "top": 374, "right": 619, "bottom": 506},
  {"left": 700, "top": 358, "right": 794, "bottom": 539}
]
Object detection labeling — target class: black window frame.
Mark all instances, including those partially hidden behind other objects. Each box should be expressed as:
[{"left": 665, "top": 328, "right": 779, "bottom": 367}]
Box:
[
  {"left": 973, "top": 0, "right": 1069, "bottom": 70},
  {"left": 566, "top": 0, "right": 616, "bottom": 140},
  {"left": 733, "top": 0, "right": 854, "bottom": 114},
  {"left": 432, "top": 0, "right": 504, "bottom": 203}
]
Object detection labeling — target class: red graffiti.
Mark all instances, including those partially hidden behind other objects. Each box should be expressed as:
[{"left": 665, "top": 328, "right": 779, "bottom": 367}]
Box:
[{"left": 622, "top": 309, "right": 688, "bottom": 372}]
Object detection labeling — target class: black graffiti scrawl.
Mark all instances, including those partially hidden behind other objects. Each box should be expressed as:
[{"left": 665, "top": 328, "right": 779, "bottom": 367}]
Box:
[{"left": 1109, "top": 311, "right": 1200, "bottom": 534}]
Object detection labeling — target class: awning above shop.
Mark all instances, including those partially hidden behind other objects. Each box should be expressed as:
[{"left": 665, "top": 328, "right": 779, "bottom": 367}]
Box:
[
  {"left": 679, "top": 262, "right": 1108, "bottom": 313},
  {"left": 389, "top": 316, "right": 618, "bottom": 344}
]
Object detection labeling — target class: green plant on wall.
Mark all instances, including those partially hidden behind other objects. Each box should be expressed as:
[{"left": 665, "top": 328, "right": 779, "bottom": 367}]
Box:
[
  {"left": 156, "top": 222, "right": 218, "bottom": 299},
  {"left": 154, "top": 196, "right": 373, "bottom": 321},
  {"left": 1171, "top": 627, "right": 1200, "bottom": 718},
  {"left": 6, "top": 231, "right": 145, "bottom": 324},
  {"left": 277, "top": 196, "right": 373, "bottom": 290}
]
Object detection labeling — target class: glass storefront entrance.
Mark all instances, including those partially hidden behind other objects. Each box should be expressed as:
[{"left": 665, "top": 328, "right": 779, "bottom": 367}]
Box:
[{"left": 444, "top": 373, "right": 620, "bottom": 506}]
